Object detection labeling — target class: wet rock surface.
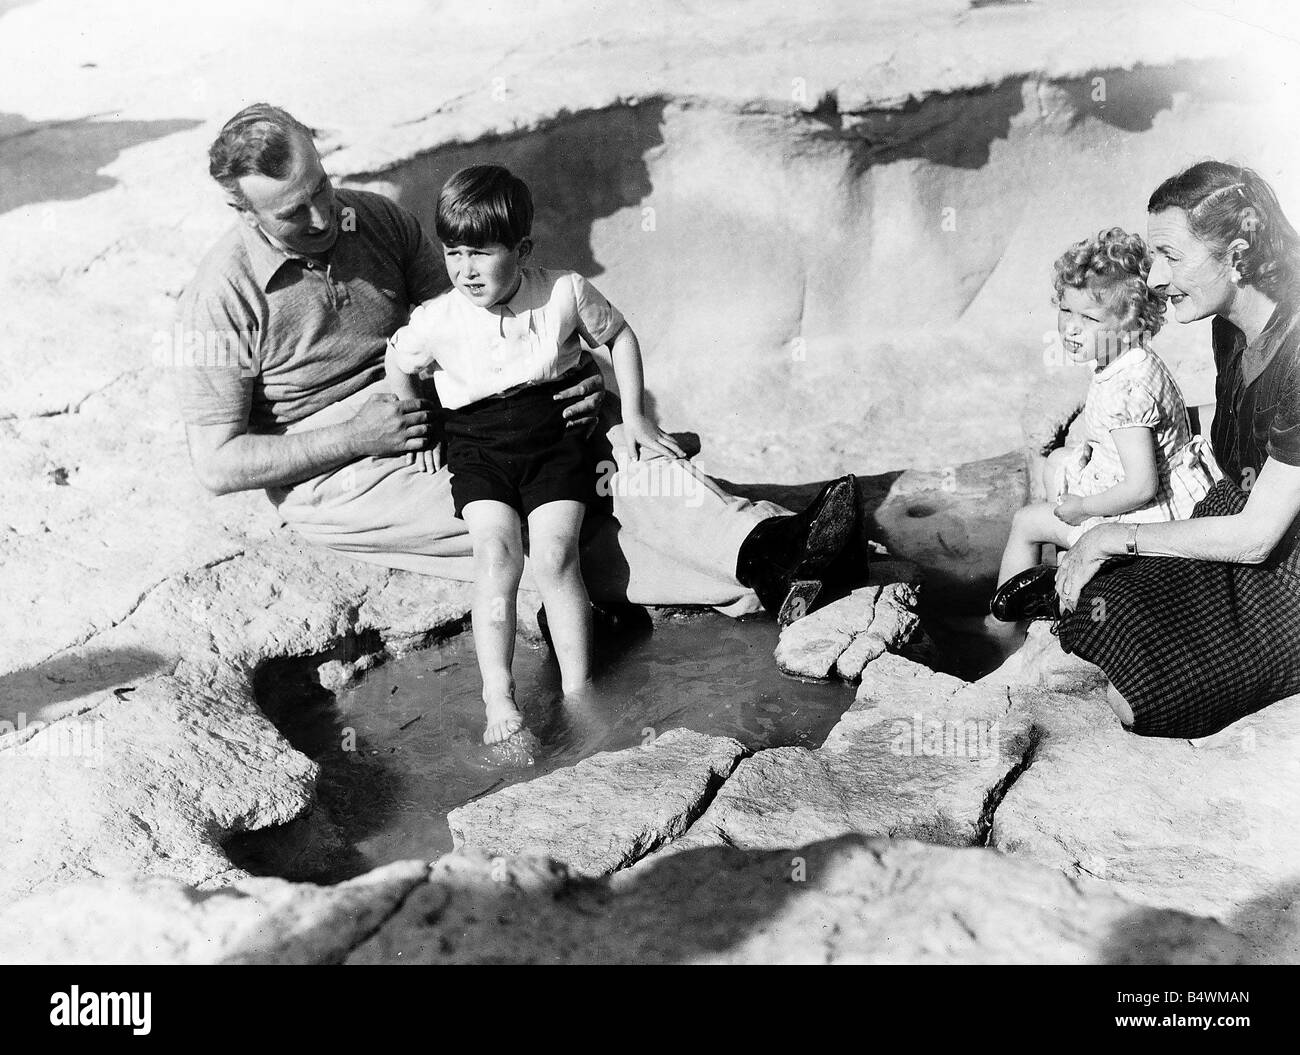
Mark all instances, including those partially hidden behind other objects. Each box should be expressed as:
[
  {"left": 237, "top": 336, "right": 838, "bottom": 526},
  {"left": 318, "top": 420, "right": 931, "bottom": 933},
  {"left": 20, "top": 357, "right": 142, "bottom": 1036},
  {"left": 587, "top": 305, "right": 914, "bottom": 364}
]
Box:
[
  {"left": 448, "top": 728, "right": 746, "bottom": 876},
  {"left": 774, "top": 578, "right": 921, "bottom": 681}
]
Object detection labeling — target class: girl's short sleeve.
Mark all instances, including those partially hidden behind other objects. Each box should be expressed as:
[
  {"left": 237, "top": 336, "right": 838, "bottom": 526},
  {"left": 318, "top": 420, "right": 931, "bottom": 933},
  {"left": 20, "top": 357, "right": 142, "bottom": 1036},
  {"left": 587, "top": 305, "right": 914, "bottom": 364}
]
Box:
[{"left": 1102, "top": 381, "right": 1162, "bottom": 431}]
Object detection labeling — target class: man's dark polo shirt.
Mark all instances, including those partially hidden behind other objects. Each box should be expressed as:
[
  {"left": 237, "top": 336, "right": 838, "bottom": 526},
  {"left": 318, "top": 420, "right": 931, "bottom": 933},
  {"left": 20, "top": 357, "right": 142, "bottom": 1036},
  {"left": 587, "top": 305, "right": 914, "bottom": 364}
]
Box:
[{"left": 174, "top": 188, "right": 444, "bottom": 432}]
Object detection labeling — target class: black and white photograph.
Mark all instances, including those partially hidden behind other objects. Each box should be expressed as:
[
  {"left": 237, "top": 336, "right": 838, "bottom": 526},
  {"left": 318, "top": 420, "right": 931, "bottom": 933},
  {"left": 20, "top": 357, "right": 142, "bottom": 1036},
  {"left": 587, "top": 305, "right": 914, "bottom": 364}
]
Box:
[{"left": 1, "top": 0, "right": 1297, "bottom": 1006}]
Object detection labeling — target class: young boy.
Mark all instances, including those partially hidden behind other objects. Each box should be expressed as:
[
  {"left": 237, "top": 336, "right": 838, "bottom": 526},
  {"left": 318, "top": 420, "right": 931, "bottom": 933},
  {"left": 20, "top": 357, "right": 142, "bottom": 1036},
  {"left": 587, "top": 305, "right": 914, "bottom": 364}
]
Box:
[{"left": 385, "top": 164, "right": 685, "bottom": 746}]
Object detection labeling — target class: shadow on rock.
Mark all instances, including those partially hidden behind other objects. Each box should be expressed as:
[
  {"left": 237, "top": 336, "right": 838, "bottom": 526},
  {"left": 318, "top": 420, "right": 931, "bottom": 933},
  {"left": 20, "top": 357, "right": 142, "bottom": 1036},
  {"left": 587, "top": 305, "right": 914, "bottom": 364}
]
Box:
[
  {"left": 0, "top": 113, "right": 203, "bottom": 215},
  {"left": 0, "top": 646, "right": 170, "bottom": 726},
  {"left": 345, "top": 100, "right": 666, "bottom": 287}
]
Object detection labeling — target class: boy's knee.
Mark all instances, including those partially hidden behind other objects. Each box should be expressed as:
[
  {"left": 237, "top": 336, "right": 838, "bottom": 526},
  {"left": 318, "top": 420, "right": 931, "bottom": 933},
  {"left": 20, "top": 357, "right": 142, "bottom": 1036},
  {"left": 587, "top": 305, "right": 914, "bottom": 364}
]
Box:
[
  {"left": 529, "top": 542, "right": 580, "bottom": 583},
  {"left": 476, "top": 535, "right": 522, "bottom": 579}
]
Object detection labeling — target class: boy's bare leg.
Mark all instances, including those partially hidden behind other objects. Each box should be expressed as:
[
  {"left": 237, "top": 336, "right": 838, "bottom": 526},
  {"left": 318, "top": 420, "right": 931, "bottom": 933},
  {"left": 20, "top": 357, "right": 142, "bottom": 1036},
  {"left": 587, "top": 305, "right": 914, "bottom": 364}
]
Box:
[
  {"left": 997, "top": 501, "right": 1075, "bottom": 586},
  {"left": 526, "top": 500, "right": 592, "bottom": 693},
  {"left": 462, "top": 500, "right": 526, "bottom": 744}
]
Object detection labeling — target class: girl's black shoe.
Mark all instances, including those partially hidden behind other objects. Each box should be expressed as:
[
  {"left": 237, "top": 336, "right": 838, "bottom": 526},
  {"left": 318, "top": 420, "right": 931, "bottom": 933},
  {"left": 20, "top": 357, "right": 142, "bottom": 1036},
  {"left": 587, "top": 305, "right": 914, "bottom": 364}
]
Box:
[{"left": 990, "top": 564, "right": 1060, "bottom": 622}]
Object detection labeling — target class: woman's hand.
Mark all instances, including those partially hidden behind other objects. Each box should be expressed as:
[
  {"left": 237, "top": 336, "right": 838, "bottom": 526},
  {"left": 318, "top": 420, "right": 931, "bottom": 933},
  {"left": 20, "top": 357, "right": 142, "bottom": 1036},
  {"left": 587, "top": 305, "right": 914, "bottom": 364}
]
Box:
[
  {"left": 623, "top": 412, "right": 687, "bottom": 462},
  {"left": 1054, "top": 493, "right": 1090, "bottom": 526},
  {"left": 1055, "top": 523, "right": 1123, "bottom": 612}
]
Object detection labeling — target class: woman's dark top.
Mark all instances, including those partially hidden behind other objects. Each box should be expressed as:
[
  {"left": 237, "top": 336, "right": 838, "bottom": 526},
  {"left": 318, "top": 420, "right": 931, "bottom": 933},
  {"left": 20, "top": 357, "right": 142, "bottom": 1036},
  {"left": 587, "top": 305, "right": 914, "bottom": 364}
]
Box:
[{"left": 1208, "top": 302, "right": 1300, "bottom": 487}]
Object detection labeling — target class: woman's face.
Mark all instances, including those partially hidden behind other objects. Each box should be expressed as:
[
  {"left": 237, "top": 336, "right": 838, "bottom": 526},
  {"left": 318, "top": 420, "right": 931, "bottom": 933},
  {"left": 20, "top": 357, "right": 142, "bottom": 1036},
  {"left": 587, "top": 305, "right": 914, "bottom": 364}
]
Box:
[{"left": 1146, "top": 207, "right": 1236, "bottom": 324}]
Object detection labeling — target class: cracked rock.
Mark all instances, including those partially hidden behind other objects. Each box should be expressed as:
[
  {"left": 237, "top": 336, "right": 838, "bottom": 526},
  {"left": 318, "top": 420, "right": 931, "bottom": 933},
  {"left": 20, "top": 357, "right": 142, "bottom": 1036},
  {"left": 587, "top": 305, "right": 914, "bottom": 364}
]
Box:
[
  {"left": 447, "top": 728, "right": 746, "bottom": 876},
  {"left": 346, "top": 837, "right": 1250, "bottom": 965},
  {"left": 666, "top": 654, "right": 1033, "bottom": 853},
  {"left": 775, "top": 577, "right": 921, "bottom": 681}
]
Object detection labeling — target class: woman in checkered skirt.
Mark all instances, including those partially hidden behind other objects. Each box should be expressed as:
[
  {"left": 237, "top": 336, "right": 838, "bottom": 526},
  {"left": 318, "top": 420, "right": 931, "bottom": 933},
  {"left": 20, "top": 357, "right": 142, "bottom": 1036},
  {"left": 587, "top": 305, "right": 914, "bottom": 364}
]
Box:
[{"left": 1053, "top": 161, "right": 1300, "bottom": 738}]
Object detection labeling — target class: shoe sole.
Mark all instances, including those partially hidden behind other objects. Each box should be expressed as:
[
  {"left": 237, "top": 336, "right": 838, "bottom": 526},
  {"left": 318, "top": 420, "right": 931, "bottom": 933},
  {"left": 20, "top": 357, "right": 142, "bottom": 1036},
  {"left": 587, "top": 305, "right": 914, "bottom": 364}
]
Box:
[{"left": 790, "top": 477, "right": 858, "bottom": 580}]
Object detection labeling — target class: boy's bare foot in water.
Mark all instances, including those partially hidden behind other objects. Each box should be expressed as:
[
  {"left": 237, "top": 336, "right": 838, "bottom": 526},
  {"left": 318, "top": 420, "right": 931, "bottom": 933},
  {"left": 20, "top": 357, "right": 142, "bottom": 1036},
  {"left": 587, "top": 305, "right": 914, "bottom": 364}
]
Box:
[{"left": 483, "top": 692, "right": 525, "bottom": 745}]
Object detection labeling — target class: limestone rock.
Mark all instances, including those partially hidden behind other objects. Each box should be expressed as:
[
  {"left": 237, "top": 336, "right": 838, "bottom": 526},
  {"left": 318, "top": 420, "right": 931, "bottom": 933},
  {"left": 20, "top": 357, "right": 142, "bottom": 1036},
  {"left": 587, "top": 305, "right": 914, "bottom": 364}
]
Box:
[
  {"left": 980, "top": 620, "right": 1108, "bottom": 695},
  {"left": 674, "top": 655, "right": 1030, "bottom": 852},
  {"left": 0, "top": 677, "right": 319, "bottom": 903},
  {"left": 0, "top": 860, "right": 428, "bottom": 965},
  {"left": 347, "top": 837, "right": 1249, "bottom": 965},
  {"left": 990, "top": 687, "right": 1300, "bottom": 964},
  {"left": 447, "top": 728, "right": 746, "bottom": 876},
  {"left": 775, "top": 580, "right": 920, "bottom": 681}
]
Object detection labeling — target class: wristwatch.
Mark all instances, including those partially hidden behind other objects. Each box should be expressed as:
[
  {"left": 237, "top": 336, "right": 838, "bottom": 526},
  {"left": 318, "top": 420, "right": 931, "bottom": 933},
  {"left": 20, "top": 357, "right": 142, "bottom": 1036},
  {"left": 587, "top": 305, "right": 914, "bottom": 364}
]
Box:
[{"left": 1125, "top": 523, "right": 1140, "bottom": 556}]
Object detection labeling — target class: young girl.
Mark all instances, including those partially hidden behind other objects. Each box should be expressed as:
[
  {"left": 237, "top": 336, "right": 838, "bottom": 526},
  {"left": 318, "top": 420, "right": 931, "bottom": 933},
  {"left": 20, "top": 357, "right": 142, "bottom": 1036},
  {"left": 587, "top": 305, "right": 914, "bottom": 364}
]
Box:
[
  {"left": 991, "top": 227, "right": 1221, "bottom": 621},
  {"left": 385, "top": 164, "right": 685, "bottom": 744}
]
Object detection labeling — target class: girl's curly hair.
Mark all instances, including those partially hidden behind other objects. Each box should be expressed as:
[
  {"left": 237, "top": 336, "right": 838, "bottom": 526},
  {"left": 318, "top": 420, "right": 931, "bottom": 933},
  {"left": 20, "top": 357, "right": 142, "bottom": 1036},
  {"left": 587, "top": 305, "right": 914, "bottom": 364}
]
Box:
[{"left": 1052, "top": 227, "right": 1166, "bottom": 339}]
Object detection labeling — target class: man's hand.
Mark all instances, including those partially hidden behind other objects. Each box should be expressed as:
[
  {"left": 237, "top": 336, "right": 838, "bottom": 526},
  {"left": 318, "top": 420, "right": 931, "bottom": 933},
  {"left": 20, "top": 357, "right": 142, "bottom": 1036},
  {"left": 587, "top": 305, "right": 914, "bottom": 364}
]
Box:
[
  {"left": 350, "top": 393, "right": 438, "bottom": 458},
  {"left": 553, "top": 369, "right": 606, "bottom": 436}
]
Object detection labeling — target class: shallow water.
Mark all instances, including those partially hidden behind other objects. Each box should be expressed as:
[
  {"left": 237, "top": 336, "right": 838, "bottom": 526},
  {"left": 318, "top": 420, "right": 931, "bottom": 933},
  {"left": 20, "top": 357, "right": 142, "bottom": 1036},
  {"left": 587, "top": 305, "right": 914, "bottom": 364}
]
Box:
[{"left": 242, "top": 611, "right": 857, "bottom": 881}]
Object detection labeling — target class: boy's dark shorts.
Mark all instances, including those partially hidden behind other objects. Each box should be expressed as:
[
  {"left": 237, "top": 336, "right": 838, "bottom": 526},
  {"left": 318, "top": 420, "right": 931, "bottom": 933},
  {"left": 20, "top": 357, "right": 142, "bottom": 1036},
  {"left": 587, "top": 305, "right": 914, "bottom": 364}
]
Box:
[{"left": 444, "top": 371, "right": 608, "bottom": 520}]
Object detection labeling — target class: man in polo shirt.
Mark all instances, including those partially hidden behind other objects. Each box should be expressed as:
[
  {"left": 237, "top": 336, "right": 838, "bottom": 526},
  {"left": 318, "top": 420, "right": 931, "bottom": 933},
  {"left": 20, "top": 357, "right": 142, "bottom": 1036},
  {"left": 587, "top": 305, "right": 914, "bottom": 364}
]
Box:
[{"left": 175, "top": 104, "right": 859, "bottom": 624}]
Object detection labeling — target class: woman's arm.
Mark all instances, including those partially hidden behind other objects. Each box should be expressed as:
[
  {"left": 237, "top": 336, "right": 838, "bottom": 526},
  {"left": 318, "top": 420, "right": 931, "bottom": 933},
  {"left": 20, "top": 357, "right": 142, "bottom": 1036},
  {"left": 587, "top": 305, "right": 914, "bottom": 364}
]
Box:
[{"left": 1056, "top": 457, "right": 1300, "bottom": 609}]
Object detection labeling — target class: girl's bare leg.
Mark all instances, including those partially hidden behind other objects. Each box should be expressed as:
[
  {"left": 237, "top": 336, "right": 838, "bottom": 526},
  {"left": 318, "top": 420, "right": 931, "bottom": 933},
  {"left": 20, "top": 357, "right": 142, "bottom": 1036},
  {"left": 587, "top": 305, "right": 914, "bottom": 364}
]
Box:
[{"left": 997, "top": 501, "right": 1074, "bottom": 586}]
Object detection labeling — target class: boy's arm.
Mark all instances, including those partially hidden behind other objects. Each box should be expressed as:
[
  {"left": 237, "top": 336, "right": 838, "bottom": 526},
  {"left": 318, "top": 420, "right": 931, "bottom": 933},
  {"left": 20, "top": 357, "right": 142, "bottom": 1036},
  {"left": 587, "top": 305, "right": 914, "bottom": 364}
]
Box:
[
  {"left": 385, "top": 341, "right": 424, "bottom": 403},
  {"left": 607, "top": 323, "right": 686, "bottom": 461},
  {"left": 1057, "top": 426, "right": 1159, "bottom": 523}
]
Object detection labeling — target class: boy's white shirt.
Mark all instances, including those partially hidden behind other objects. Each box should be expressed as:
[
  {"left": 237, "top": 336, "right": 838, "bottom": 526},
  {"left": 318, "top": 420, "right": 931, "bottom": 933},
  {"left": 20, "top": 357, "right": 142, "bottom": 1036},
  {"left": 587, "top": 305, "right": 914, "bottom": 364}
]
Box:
[{"left": 387, "top": 266, "right": 624, "bottom": 409}]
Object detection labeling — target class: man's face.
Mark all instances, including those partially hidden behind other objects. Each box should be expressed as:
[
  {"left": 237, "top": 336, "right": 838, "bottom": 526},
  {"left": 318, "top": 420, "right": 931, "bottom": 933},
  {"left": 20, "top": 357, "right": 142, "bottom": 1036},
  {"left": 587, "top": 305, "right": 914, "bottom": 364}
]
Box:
[{"left": 232, "top": 133, "right": 339, "bottom": 256}]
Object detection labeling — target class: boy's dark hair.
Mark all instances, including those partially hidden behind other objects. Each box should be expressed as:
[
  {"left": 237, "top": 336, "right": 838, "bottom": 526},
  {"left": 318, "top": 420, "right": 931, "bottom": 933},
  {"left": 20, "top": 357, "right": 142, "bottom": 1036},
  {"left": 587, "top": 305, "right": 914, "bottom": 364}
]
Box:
[
  {"left": 208, "top": 103, "right": 315, "bottom": 208},
  {"left": 435, "top": 164, "right": 533, "bottom": 247}
]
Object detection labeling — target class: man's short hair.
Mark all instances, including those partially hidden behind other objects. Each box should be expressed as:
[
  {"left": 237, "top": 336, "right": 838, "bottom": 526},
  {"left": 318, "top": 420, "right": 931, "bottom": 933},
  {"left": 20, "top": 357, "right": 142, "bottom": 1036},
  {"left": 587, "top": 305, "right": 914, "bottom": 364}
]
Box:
[
  {"left": 208, "top": 103, "right": 315, "bottom": 208},
  {"left": 435, "top": 164, "right": 533, "bottom": 247}
]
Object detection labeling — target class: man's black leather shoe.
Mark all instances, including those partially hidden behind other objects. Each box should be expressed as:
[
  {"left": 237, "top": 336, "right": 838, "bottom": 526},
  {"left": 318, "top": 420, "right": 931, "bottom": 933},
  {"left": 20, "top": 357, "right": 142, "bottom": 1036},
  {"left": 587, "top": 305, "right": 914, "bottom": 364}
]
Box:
[{"left": 735, "top": 475, "right": 860, "bottom": 627}]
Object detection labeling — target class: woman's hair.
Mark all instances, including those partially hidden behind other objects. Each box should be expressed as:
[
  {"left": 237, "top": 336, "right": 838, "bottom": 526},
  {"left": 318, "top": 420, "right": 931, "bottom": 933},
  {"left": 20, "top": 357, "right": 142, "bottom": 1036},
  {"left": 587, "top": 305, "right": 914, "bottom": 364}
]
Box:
[
  {"left": 1147, "top": 161, "right": 1300, "bottom": 302},
  {"left": 208, "top": 103, "right": 315, "bottom": 207},
  {"left": 435, "top": 164, "right": 533, "bottom": 247},
  {"left": 1052, "top": 227, "right": 1166, "bottom": 338}
]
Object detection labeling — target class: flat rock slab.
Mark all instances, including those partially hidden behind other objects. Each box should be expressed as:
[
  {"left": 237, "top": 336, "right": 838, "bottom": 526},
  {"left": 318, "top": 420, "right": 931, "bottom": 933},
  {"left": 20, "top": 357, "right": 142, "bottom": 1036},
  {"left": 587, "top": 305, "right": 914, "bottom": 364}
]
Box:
[
  {"left": 447, "top": 728, "right": 746, "bottom": 876},
  {"left": 347, "top": 837, "right": 1249, "bottom": 965},
  {"left": 0, "top": 860, "right": 428, "bottom": 965},
  {"left": 774, "top": 576, "right": 921, "bottom": 681},
  {"left": 990, "top": 687, "right": 1300, "bottom": 963},
  {"left": 675, "top": 654, "right": 1032, "bottom": 851}
]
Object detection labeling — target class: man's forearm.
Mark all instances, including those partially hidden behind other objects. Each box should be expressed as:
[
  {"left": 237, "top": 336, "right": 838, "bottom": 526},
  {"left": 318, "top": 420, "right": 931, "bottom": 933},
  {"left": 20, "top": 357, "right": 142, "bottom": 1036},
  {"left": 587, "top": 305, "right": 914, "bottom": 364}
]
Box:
[{"left": 201, "top": 422, "right": 362, "bottom": 494}]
